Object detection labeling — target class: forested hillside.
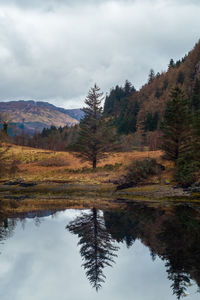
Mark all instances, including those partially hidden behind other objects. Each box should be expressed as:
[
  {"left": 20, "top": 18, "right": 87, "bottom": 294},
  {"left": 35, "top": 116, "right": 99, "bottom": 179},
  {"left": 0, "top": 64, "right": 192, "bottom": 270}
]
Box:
[{"left": 104, "top": 40, "right": 200, "bottom": 137}]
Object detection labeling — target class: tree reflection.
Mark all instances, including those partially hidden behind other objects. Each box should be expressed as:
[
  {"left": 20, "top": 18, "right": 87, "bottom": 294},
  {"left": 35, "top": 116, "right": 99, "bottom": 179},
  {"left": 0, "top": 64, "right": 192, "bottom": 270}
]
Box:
[
  {"left": 104, "top": 203, "right": 200, "bottom": 299},
  {"left": 0, "top": 217, "right": 16, "bottom": 253},
  {"left": 66, "top": 207, "right": 119, "bottom": 291}
]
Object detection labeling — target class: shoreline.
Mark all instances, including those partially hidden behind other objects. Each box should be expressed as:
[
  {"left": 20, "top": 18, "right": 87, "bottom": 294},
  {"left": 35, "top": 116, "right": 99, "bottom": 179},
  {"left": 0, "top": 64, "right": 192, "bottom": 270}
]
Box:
[{"left": 0, "top": 180, "right": 199, "bottom": 215}]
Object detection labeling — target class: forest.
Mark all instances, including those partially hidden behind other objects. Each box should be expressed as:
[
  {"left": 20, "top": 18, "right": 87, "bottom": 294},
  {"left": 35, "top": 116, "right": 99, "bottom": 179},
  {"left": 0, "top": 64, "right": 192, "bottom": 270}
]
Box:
[{"left": 0, "top": 40, "right": 200, "bottom": 192}]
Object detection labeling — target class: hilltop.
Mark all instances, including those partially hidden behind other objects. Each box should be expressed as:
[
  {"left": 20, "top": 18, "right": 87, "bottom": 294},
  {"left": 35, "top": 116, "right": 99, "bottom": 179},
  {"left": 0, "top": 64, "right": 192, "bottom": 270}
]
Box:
[{"left": 0, "top": 100, "right": 83, "bottom": 134}]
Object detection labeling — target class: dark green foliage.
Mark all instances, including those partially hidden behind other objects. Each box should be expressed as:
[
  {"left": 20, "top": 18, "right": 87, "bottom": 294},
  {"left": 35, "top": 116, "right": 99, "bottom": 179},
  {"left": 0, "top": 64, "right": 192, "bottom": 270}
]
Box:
[
  {"left": 175, "top": 153, "right": 196, "bottom": 187},
  {"left": 124, "top": 79, "right": 135, "bottom": 96},
  {"left": 116, "top": 100, "right": 139, "bottom": 134},
  {"left": 74, "top": 84, "right": 117, "bottom": 168},
  {"left": 192, "top": 110, "right": 200, "bottom": 164},
  {"left": 191, "top": 78, "right": 200, "bottom": 111},
  {"left": 176, "top": 71, "right": 185, "bottom": 85},
  {"left": 155, "top": 88, "right": 162, "bottom": 99},
  {"left": 104, "top": 80, "right": 139, "bottom": 135},
  {"left": 104, "top": 85, "right": 124, "bottom": 115},
  {"left": 175, "top": 60, "right": 181, "bottom": 68},
  {"left": 144, "top": 112, "right": 159, "bottom": 131},
  {"left": 125, "top": 158, "right": 161, "bottom": 183},
  {"left": 104, "top": 80, "right": 136, "bottom": 116},
  {"left": 162, "top": 78, "right": 169, "bottom": 90},
  {"left": 66, "top": 208, "right": 119, "bottom": 291},
  {"left": 161, "top": 87, "right": 191, "bottom": 161},
  {"left": 168, "top": 58, "right": 175, "bottom": 70},
  {"left": 26, "top": 124, "right": 79, "bottom": 151},
  {"left": 148, "top": 69, "right": 155, "bottom": 83},
  {"left": 160, "top": 87, "right": 200, "bottom": 185}
]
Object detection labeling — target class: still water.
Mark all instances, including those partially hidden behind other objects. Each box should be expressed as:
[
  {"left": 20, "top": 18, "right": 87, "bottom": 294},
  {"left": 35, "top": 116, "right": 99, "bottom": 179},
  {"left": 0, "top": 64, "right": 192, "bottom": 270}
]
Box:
[{"left": 0, "top": 203, "right": 200, "bottom": 300}]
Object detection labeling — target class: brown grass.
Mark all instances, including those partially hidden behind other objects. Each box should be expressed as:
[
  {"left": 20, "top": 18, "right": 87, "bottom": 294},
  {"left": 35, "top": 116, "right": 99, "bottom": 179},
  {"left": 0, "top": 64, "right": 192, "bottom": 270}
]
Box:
[{"left": 0, "top": 144, "right": 164, "bottom": 184}]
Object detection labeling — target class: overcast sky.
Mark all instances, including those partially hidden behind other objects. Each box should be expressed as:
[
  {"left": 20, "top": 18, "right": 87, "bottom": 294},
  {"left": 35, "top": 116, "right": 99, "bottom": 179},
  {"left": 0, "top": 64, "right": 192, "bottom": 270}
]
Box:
[{"left": 0, "top": 0, "right": 200, "bottom": 108}]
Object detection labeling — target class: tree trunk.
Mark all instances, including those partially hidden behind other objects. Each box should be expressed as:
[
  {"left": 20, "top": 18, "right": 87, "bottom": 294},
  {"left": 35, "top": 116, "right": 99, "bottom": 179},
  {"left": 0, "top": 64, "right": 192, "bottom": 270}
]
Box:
[{"left": 93, "top": 158, "right": 97, "bottom": 169}]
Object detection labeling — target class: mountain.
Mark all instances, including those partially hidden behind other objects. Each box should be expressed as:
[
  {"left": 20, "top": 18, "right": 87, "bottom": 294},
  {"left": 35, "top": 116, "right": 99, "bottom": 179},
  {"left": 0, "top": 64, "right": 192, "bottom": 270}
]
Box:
[
  {"left": 0, "top": 100, "right": 82, "bottom": 134},
  {"left": 104, "top": 40, "right": 200, "bottom": 137},
  {"left": 55, "top": 108, "right": 84, "bottom": 121}
]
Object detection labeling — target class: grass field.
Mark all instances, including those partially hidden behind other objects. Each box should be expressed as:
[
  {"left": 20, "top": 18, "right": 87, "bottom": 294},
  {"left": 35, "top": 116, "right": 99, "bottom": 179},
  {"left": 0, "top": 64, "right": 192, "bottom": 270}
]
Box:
[
  {"left": 1, "top": 143, "right": 164, "bottom": 183},
  {"left": 0, "top": 144, "right": 177, "bottom": 214}
]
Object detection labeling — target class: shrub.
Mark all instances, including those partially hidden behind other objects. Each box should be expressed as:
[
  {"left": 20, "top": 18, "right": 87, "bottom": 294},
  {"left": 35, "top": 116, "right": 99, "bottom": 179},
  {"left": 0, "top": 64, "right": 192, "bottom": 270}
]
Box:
[{"left": 125, "top": 158, "right": 163, "bottom": 183}]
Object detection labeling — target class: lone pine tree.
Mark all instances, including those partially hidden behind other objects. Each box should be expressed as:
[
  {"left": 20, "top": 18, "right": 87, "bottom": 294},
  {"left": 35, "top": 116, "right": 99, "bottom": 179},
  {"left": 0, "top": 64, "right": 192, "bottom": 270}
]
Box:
[{"left": 74, "top": 84, "right": 116, "bottom": 169}]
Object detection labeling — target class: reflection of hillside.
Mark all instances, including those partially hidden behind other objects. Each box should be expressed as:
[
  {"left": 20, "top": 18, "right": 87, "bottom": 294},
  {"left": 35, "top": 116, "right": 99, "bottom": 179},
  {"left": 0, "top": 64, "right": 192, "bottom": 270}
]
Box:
[
  {"left": 0, "top": 217, "right": 17, "bottom": 247},
  {"left": 0, "top": 210, "right": 57, "bottom": 246},
  {"left": 104, "top": 203, "right": 200, "bottom": 299}
]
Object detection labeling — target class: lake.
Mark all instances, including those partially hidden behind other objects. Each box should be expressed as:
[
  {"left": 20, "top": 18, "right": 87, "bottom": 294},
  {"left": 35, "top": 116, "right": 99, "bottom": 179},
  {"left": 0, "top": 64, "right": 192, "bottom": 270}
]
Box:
[{"left": 0, "top": 202, "right": 200, "bottom": 300}]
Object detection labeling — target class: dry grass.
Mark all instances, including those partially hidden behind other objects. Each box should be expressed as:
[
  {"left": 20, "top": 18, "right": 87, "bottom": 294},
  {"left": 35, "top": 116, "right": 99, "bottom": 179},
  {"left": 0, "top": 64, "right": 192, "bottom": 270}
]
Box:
[
  {"left": 0, "top": 144, "right": 192, "bottom": 215},
  {"left": 0, "top": 144, "right": 164, "bottom": 183}
]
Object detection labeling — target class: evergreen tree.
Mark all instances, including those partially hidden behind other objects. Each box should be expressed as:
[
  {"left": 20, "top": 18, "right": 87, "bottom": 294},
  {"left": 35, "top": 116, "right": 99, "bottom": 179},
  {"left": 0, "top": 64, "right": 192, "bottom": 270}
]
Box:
[
  {"left": 192, "top": 78, "right": 200, "bottom": 112},
  {"left": 74, "top": 84, "right": 116, "bottom": 168},
  {"left": 168, "top": 58, "right": 175, "bottom": 70},
  {"left": 162, "top": 78, "right": 169, "bottom": 91},
  {"left": 176, "top": 71, "right": 185, "bottom": 85},
  {"left": 124, "top": 80, "right": 136, "bottom": 96},
  {"left": 144, "top": 112, "right": 159, "bottom": 131},
  {"left": 116, "top": 100, "right": 139, "bottom": 134},
  {"left": 66, "top": 208, "right": 119, "bottom": 291},
  {"left": 148, "top": 69, "right": 155, "bottom": 83},
  {"left": 175, "top": 60, "right": 181, "bottom": 67},
  {"left": 161, "top": 87, "right": 191, "bottom": 162},
  {"left": 155, "top": 88, "right": 162, "bottom": 99},
  {"left": 192, "top": 110, "right": 200, "bottom": 164}
]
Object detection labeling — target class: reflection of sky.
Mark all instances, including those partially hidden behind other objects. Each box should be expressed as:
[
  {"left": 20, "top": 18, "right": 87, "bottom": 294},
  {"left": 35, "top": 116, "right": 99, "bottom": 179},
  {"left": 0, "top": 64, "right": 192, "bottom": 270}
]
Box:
[{"left": 0, "top": 209, "right": 199, "bottom": 300}]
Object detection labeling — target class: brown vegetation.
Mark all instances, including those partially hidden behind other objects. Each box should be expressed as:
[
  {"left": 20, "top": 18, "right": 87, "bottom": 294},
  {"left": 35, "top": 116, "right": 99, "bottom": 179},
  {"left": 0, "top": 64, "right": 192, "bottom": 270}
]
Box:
[
  {"left": 0, "top": 144, "right": 163, "bottom": 183},
  {"left": 134, "top": 40, "right": 200, "bottom": 131}
]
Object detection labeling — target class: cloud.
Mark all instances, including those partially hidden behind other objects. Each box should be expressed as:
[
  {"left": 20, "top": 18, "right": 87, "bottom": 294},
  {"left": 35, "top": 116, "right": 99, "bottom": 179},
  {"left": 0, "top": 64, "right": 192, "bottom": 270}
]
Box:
[{"left": 0, "top": 0, "right": 199, "bottom": 108}]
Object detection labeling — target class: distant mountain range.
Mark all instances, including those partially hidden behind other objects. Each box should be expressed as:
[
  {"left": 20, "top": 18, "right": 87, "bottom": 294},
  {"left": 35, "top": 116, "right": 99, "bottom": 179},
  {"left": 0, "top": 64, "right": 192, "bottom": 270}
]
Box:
[{"left": 0, "top": 100, "right": 84, "bottom": 134}]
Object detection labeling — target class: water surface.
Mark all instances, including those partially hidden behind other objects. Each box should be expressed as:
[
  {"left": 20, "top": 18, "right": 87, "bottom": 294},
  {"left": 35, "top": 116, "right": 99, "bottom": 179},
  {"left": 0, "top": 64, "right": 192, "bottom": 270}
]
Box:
[{"left": 0, "top": 203, "right": 200, "bottom": 300}]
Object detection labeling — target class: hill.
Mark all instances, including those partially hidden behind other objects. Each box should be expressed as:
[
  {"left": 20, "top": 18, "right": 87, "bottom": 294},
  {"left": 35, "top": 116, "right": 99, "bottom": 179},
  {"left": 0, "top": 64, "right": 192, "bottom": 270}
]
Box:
[
  {"left": 104, "top": 40, "right": 200, "bottom": 143},
  {"left": 0, "top": 100, "right": 82, "bottom": 134}
]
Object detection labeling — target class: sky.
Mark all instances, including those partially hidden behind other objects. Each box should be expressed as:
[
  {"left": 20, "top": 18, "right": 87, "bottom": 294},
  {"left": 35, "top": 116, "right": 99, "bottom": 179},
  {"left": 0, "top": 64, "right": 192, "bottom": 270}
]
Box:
[{"left": 0, "top": 0, "right": 200, "bottom": 108}]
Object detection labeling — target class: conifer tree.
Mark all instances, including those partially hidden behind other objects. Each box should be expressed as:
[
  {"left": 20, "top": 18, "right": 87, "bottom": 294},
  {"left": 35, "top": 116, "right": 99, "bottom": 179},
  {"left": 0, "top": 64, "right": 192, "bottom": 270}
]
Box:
[
  {"left": 148, "top": 69, "right": 155, "bottom": 83},
  {"left": 192, "top": 110, "right": 200, "bottom": 164},
  {"left": 161, "top": 87, "right": 191, "bottom": 162},
  {"left": 192, "top": 78, "right": 200, "bottom": 112},
  {"left": 74, "top": 84, "right": 116, "bottom": 168},
  {"left": 168, "top": 58, "right": 175, "bottom": 70}
]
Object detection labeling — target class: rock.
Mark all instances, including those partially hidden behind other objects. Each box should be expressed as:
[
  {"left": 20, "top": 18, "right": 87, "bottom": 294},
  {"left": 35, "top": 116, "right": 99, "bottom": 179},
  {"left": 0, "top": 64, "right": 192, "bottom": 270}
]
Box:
[
  {"left": 116, "top": 181, "right": 136, "bottom": 190},
  {"left": 19, "top": 182, "right": 36, "bottom": 187},
  {"left": 4, "top": 180, "right": 22, "bottom": 186}
]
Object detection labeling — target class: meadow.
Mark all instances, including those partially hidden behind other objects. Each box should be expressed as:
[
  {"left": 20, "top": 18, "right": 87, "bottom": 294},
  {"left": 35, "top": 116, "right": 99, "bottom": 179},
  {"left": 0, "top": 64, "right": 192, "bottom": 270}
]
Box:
[{"left": 0, "top": 144, "right": 180, "bottom": 215}]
